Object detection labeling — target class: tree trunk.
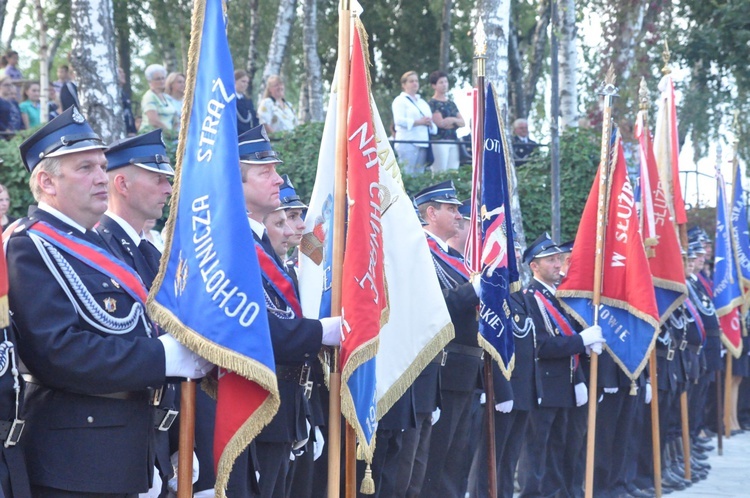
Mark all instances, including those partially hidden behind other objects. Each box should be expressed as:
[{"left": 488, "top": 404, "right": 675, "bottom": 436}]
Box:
[
  {"left": 113, "top": 0, "right": 132, "bottom": 97},
  {"left": 6, "top": 0, "right": 26, "bottom": 49},
  {"left": 298, "top": 82, "right": 310, "bottom": 124},
  {"left": 439, "top": 0, "right": 453, "bottom": 72},
  {"left": 34, "top": 0, "right": 49, "bottom": 124},
  {"left": 478, "top": 0, "right": 528, "bottom": 274},
  {"left": 245, "top": 0, "right": 260, "bottom": 97},
  {"left": 523, "top": 0, "right": 550, "bottom": 118},
  {"left": 149, "top": 0, "right": 178, "bottom": 71},
  {"left": 301, "top": 0, "right": 323, "bottom": 122},
  {"left": 507, "top": 16, "right": 526, "bottom": 121},
  {"left": 70, "top": 0, "right": 124, "bottom": 142},
  {"left": 558, "top": 0, "right": 578, "bottom": 130},
  {"left": 0, "top": 0, "right": 9, "bottom": 50},
  {"left": 262, "top": 0, "right": 297, "bottom": 84},
  {"left": 48, "top": 32, "right": 66, "bottom": 73}
]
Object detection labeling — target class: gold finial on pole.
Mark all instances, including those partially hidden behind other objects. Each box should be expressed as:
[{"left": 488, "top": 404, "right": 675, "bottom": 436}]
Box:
[
  {"left": 661, "top": 40, "right": 672, "bottom": 75},
  {"left": 638, "top": 77, "right": 650, "bottom": 112},
  {"left": 474, "top": 18, "right": 487, "bottom": 78}
]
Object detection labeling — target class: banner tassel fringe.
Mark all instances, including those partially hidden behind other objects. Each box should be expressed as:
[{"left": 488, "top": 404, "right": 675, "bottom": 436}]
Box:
[
  {"left": 630, "top": 380, "right": 638, "bottom": 396},
  {"left": 360, "top": 464, "right": 375, "bottom": 495}
]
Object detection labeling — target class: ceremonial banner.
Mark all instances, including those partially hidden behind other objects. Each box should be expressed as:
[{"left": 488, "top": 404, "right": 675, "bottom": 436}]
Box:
[
  {"left": 299, "top": 20, "right": 453, "bottom": 461},
  {"left": 713, "top": 169, "right": 744, "bottom": 357},
  {"left": 654, "top": 74, "right": 687, "bottom": 225},
  {"left": 730, "top": 161, "right": 750, "bottom": 295},
  {"left": 558, "top": 133, "right": 660, "bottom": 380},
  {"left": 635, "top": 109, "right": 687, "bottom": 322},
  {"left": 147, "top": 0, "right": 278, "bottom": 494},
  {"left": 476, "top": 83, "right": 520, "bottom": 379}
]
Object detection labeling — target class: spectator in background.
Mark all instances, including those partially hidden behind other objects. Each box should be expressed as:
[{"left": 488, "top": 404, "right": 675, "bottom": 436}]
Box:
[
  {"left": 511, "top": 118, "right": 538, "bottom": 166},
  {"left": 59, "top": 67, "right": 79, "bottom": 111},
  {"left": 19, "top": 81, "right": 41, "bottom": 129},
  {"left": 3, "top": 50, "right": 22, "bottom": 80},
  {"left": 428, "top": 70, "right": 465, "bottom": 173},
  {"left": 118, "top": 67, "right": 137, "bottom": 136},
  {"left": 47, "top": 83, "right": 60, "bottom": 121},
  {"left": 392, "top": 70, "right": 436, "bottom": 175},
  {"left": 0, "top": 76, "right": 23, "bottom": 135},
  {"left": 257, "top": 75, "right": 297, "bottom": 134},
  {"left": 235, "top": 69, "right": 257, "bottom": 135},
  {"left": 165, "top": 72, "right": 185, "bottom": 131},
  {"left": 53, "top": 65, "right": 71, "bottom": 93},
  {"left": 0, "top": 183, "right": 16, "bottom": 230},
  {"left": 140, "top": 64, "right": 178, "bottom": 140}
]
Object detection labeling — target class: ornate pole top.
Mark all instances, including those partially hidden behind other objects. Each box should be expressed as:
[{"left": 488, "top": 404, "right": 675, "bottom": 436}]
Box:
[
  {"left": 598, "top": 65, "right": 619, "bottom": 99},
  {"left": 474, "top": 18, "right": 487, "bottom": 58},
  {"left": 662, "top": 40, "right": 672, "bottom": 75},
  {"left": 638, "top": 77, "right": 650, "bottom": 111}
]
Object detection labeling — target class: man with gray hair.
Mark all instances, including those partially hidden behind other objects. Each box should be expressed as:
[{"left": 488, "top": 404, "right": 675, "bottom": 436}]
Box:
[{"left": 512, "top": 118, "right": 537, "bottom": 166}]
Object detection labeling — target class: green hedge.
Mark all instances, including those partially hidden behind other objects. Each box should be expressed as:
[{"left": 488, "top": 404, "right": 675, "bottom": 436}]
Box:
[{"left": 0, "top": 130, "right": 42, "bottom": 219}]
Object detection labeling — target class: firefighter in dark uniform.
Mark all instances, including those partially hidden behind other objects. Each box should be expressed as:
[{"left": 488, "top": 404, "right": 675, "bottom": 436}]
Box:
[
  {"left": 239, "top": 125, "right": 341, "bottom": 497},
  {"left": 514, "top": 233, "right": 605, "bottom": 498},
  {"left": 7, "top": 107, "right": 209, "bottom": 497},
  {"left": 414, "top": 181, "right": 483, "bottom": 498},
  {"left": 96, "top": 130, "right": 181, "bottom": 495}
]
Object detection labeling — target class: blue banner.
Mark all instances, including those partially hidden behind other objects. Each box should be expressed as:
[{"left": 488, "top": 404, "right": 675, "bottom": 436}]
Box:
[
  {"left": 147, "top": 0, "right": 278, "bottom": 492},
  {"left": 730, "top": 163, "right": 750, "bottom": 290},
  {"left": 478, "top": 84, "right": 519, "bottom": 379}
]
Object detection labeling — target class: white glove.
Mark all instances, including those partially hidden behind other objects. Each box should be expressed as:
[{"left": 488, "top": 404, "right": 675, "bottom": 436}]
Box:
[
  {"left": 721, "top": 348, "right": 727, "bottom": 358},
  {"left": 320, "top": 317, "right": 342, "bottom": 346},
  {"left": 495, "top": 400, "right": 513, "bottom": 413},
  {"left": 579, "top": 325, "right": 605, "bottom": 347},
  {"left": 159, "top": 334, "right": 212, "bottom": 379},
  {"left": 575, "top": 382, "right": 588, "bottom": 407},
  {"left": 645, "top": 383, "right": 652, "bottom": 404},
  {"left": 139, "top": 467, "right": 162, "bottom": 498},
  {"left": 168, "top": 451, "right": 200, "bottom": 492},
  {"left": 471, "top": 275, "right": 482, "bottom": 298},
  {"left": 313, "top": 426, "right": 325, "bottom": 461},
  {"left": 479, "top": 392, "right": 486, "bottom": 405},
  {"left": 603, "top": 387, "right": 619, "bottom": 394},
  {"left": 431, "top": 407, "right": 441, "bottom": 425},
  {"left": 588, "top": 342, "right": 603, "bottom": 355}
]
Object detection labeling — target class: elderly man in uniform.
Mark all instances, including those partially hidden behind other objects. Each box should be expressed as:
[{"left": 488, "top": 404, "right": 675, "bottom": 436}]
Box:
[
  {"left": 412, "top": 180, "right": 483, "bottom": 497},
  {"left": 238, "top": 125, "right": 340, "bottom": 498},
  {"left": 515, "top": 233, "right": 604, "bottom": 498},
  {"left": 7, "top": 106, "right": 209, "bottom": 497},
  {"left": 95, "top": 129, "right": 183, "bottom": 496}
]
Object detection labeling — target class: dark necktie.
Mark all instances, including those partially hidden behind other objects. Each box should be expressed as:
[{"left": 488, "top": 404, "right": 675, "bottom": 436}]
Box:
[{"left": 137, "top": 239, "right": 162, "bottom": 286}]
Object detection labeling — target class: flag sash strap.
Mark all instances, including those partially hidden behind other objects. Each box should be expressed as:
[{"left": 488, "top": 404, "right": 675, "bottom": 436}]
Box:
[
  {"left": 254, "top": 243, "right": 302, "bottom": 318},
  {"left": 534, "top": 289, "right": 579, "bottom": 368},
  {"left": 697, "top": 272, "right": 713, "bottom": 298},
  {"left": 426, "top": 236, "right": 470, "bottom": 280},
  {"left": 29, "top": 221, "right": 148, "bottom": 304},
  {"left": 684, "top": 299, "right": 707, "bottom": 344}
]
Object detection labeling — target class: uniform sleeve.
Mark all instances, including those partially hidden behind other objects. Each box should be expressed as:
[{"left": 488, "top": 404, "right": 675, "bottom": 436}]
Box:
[
  {"left": 7, "top": 235, "right": 166, "bottom": 394},
  {"left": 442, "top": 281, "right": 480, "bottom": 343},
  {"left": 536, "top": 331, "right": 585, "bottom": 359},
  {"left": 267, "top": 313, "right": 323, "bottom": 364}
]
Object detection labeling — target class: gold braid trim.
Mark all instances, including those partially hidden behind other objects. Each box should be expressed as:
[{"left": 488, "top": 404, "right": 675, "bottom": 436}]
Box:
[
  {"left": 478, "top": 333, "right": 515, "bottom": 381},
  {"left": 0, "top": 295, "right": 9, "bottom": 329},
  {"left": 340, "top": 337, "right": 380, "bottom": 463},
  {"left": 650, "top": 277, "right": 687, "bottom": 324},
  {"left": 721, "top": 333, "right": 744, "bottom": 359}
]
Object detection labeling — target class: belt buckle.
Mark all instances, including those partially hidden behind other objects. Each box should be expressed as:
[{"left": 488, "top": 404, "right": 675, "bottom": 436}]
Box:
[
  {"left": 4, "top": 419, "right": 25, "bottom": 448},
  {"left": 680, "top": 339, "right": 688, "bottom": 351},
  {"left": 667, "top": 349, "right": 675, "bottom": 361},
  {"left": 151, "top": 387, "right": 164, "bottom": 406},
  {"left": 157, "top": 409, "right": 179, "bottom": 431},
  {"left": 440, "top": 350, "right": 447, "bottom": 366},
  {"left": 299, "top": 364, "right": 313, "bottom": 400}
]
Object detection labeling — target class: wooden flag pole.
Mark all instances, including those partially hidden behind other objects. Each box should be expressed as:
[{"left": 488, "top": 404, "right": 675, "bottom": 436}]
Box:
[
  {"left": 716, "top": 370, "right": 723, "bottom": 455},
  {"left": 328, "top": 2, "right": 351, "bottom": 497},
  {"left": 472, "top": 19, "right": 497, "bottom": 498},
  {"left": 584, "top": 66, "right": 618, "bottom": 498},
  {"left": 680, "top": 391, "right": 691, "bottom": 480},
  {"left": 177, "top": 379, "right": 196, "bottom": 498},
  {"left": 724, "top": 354, "right": 732, "bottom": 438}
]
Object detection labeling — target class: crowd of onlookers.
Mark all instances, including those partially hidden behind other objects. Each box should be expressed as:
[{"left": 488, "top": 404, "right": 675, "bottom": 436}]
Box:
[{"left": 0, "top": 49, "right": 295, "bottom": 144}]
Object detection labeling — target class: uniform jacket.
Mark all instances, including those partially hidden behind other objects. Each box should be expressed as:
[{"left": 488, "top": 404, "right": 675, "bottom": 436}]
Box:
[{"left": 7, "top": 207, "right": 165, "bottom": 493}]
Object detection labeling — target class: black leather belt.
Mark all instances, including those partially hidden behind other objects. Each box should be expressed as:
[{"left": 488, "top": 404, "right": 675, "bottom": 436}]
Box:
[
  {"left": 153, "top": 407, "right": 179, "bottom": 431},
  {"left": 687, "top": 344, "right": 703, "bottom": 355},
  {"left": 655, "top": 348, "right": 675, "bottom": 361},
  {"left": 445, "top": 343, "right": 485, "bottom": 359},
  {"left": 22, "top": 374, "right": 152, "bottom": 402},
  {"left": 0, "top": 419, "right": 25, "bottom": 446},
  {"left": 276, "top": 364, "right": 313, "bottom": 399}
]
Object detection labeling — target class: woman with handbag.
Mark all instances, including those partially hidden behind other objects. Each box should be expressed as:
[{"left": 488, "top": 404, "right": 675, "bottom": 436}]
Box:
[
  {"left": 392, "top": 70, "right": 437, "bottom": 176},
  {"left": 429, "top": 71, "right": 465, "bottom": 172}
]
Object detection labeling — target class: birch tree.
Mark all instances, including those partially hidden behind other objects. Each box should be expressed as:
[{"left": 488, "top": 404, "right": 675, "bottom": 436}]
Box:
[
  {"left": 478, "top": 0, "right": 528, "bottom": 263},
  {"left": 439, "top": 0, "right": 453, "bottom": 72},
  {"left": 70, "top": 0, "right": 124, "bottom": 142},
  {"left": 558, "top": 0, "right": 578, "bottom": 130},
  {"left": 34, "top": 0, "right": 49, "bottom": 124},
  {"left": 262, "top": 0, "right": 297, "bottom": 84},
  {"left": 300, "top": 0, "right": 323, "bottom": 123},
  {"left": 245, "top": 0, "right": 260, "bottom": 96}
]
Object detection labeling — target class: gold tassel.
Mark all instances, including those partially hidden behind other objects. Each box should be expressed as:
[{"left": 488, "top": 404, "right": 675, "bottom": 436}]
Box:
[
  {"left": 630, "top": 380, "right": 638, "bottom": 396},
  {"left": 356, "top": 442, "right": 365, "bottom": 461},
  {"left": 360, "top": 463, "right": 375, "bottom": 495},
  {"left": 0, "top": 295, "right": 8, "bottom": 328}
]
